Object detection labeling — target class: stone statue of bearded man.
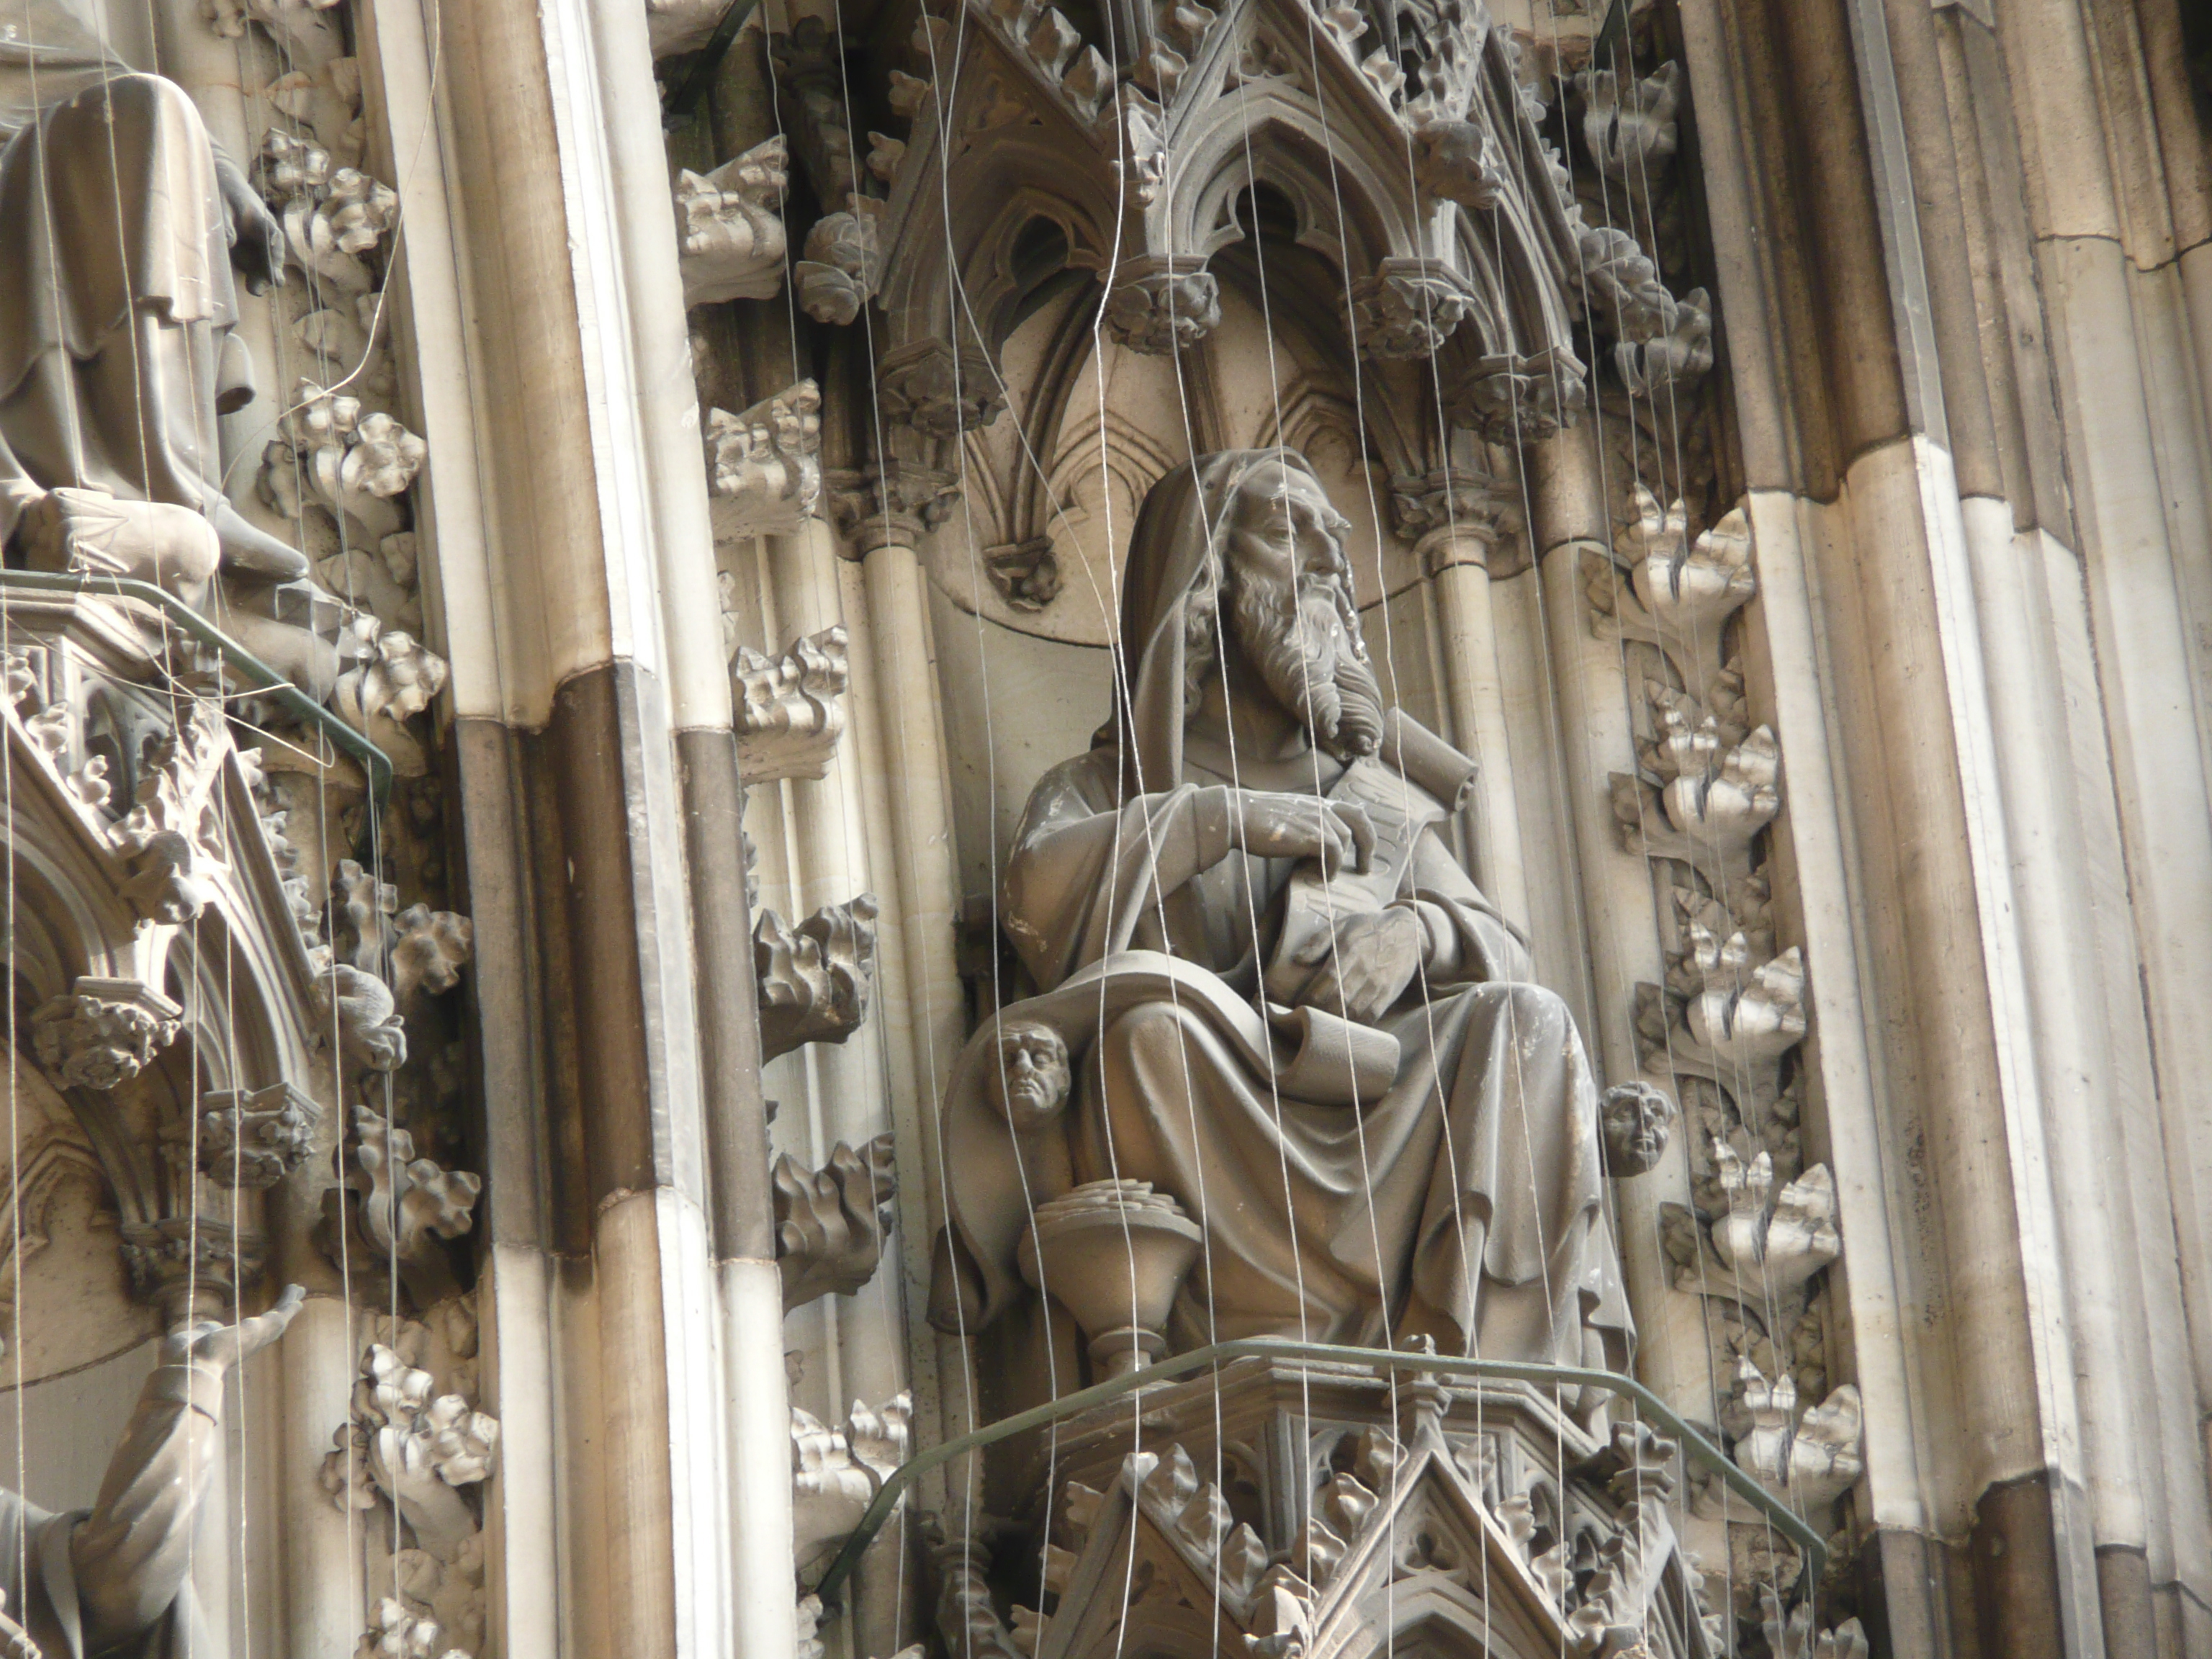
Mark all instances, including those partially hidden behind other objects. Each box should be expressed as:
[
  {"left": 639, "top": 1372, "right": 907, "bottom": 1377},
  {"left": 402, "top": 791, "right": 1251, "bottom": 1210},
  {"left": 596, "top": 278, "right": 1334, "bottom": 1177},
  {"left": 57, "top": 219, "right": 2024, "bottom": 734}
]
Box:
[{"left": 932, "top": 451, "right": 1632, "bottom": 1377}]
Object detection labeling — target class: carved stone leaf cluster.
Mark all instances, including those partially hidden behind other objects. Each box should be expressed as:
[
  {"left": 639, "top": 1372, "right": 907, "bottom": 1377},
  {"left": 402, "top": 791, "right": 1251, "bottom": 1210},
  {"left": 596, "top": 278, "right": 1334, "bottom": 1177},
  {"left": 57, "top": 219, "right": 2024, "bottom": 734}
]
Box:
[
  {"left": 1588, "top": 483, "right": 1861, "bottom": 1531},
  {"left": 775, "top": 1132, "right": 898, "bottom": 1312},
  {"left": 166, "top": 1083, "right": 322, "bottom": 1187},
  {"left": 30, "top": 979, "right": 183, "bottom": 1092},
  {"left": 755, "top": 895, "right": 881, "bottom": 1064},
  {"left": 678, "top": 138, "right": 791, "bottom": 308},
  {"left": 792, "top": 1390, "right": 912, "bottom": 1569},
  {"left": 735, "top": 628, "right": 851, "bottom": 786},
  {"left": 709, "top": 381, "right": 824, "bottom": 540},
  {"left": 322, "top": 1305, "right": 497, "bottom": 1657}
]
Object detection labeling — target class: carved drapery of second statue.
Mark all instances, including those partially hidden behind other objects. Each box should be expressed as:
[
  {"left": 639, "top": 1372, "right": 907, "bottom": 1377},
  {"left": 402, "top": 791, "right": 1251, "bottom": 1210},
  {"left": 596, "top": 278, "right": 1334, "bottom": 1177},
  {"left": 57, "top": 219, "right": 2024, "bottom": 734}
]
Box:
[
  {"left": 0, "top": 0, "right": 302, "bottom": 585},
  {"left": 932, "top": 451, "right": 1631, "bottom": 1380}
]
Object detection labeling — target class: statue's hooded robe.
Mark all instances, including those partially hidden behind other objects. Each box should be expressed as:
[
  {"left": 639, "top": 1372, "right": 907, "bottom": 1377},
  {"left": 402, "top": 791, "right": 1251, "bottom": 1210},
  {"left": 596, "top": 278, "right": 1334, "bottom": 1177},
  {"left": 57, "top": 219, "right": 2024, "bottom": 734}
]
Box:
[
  {"left": 936, "top": 451, "right": 1633, "bottom": 1370},
  {"left": 0, "top": 0, "right": 256, "bottom": 550}
]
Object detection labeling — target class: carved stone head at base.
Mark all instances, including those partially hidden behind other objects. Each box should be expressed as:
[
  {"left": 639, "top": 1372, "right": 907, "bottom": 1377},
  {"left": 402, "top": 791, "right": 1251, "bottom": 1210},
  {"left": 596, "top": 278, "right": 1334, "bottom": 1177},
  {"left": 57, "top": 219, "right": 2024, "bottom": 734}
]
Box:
[
  {"left": 984, "top": 1018, "right": 1070, "bottom": 1133},
  {"left": 1601, "top": 1081, "right": 1678, "bottom": 1177}
]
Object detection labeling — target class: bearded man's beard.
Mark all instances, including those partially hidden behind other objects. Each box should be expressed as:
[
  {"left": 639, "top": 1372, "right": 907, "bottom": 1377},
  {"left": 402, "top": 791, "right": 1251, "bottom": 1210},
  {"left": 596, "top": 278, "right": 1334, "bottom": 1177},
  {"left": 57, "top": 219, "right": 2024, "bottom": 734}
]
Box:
[{"left": 1228, "top": 567, "right": 1386, "bottom": 757}]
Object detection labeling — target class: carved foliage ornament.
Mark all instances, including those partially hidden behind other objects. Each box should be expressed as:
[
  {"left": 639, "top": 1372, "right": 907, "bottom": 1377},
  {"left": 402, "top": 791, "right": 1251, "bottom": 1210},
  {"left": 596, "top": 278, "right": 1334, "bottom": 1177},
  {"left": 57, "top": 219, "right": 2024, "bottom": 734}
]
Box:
[
  {"left": 709, "top": 381, "right": 824, "bottom": 540},
  {"left": 1346, "top": 258, "right": 1478, "bottom": 361},
  {"left": 168, "top": 1083, "right": 321, "bottom": 1188},
  {"left": 678, "top": 138, "right": 791, "bottom": 308},
  {"left": 776, "top": 1133, "right": 899, "bottom": 1311},
  {"left": 734, "top": 626, "right": 850, "bottom": 785},
  {"left": 1586, "top": 482, "right": 1861, "bottom": 1532},
  {"left": 322, "top": 1304, "right": 498, "bottom": 1653},
  {"left": 349, "top": 1102, "right": 483, "bottom": 1267},
  {"left": 793, "top": 1390, "right": 912, "bottom": 1568},
  {"left": 255, "top": 126, "right": 397, "bottom": 294},
  {"left": 30, "top": 979, "right": 182, "bottom": 1091},
  {"left": 111, "top": 701, "right": 233, "bottom": 925},
  {"left": 876, "top": 340, "right": 1007, "bottom": 440},
  {"left": 261, "top": 378, "right": 426, "bottom": 547},
  {"left": 1103, "top": 261, "right": 1222, "bottom": 356},
  {"left": 756, "top": 894, "right": 879, "bottom": 1063}
]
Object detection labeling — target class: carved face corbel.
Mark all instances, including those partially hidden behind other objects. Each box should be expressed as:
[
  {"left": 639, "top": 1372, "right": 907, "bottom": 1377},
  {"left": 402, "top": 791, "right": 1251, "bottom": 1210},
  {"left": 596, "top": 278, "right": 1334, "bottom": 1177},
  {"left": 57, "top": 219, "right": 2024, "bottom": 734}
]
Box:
[{"left": 984, "top": 1019, "right": 1071, "bottom": 1132}]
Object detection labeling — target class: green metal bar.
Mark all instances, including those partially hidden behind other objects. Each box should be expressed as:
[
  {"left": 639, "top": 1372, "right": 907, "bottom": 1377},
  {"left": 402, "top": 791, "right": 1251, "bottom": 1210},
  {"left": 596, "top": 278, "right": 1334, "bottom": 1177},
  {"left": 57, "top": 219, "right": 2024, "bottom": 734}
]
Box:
[
  {"left": 809, "top": 1336, "right": 1823, "bottom": 1608},
  {"left": 0, "top": 570, "right": 395, "bottom": 812},
  {"left": 661, "top": 0, "right": 764, "bottom": 124},
  {"left": 1592, "top": 0, "right": 1631, "bottom": 66}
]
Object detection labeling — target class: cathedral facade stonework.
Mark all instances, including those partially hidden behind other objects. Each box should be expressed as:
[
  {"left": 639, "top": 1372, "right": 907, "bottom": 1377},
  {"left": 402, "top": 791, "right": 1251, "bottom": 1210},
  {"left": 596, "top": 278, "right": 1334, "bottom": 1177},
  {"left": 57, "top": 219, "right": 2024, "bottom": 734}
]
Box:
[{"left": 0, "top": 0, "right": 2206, "bottom": 1653}]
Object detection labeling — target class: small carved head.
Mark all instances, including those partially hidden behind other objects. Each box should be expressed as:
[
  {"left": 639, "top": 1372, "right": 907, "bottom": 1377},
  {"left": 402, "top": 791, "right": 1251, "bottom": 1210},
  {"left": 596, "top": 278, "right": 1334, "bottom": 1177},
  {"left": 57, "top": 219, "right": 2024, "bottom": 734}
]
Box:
[
  {"left": 986, "top": 1019, "right": 1071, "bottom": 1132},
  {"left": 1601, "top": 1082, "right": 1677, "bottom": 1177}
]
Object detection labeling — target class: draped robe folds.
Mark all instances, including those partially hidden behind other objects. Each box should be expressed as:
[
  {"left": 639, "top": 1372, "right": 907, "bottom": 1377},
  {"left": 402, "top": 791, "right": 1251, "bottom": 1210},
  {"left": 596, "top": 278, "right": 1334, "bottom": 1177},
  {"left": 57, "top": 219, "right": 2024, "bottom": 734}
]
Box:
[
  {"left": 934, "top": 450, "right": 1632, "bottom": 1372},
  {"left": 0, "top": 0, "right": 252, "bottom": 548},
  {"left": 0, "top": 1367, "right": 219, "bottom": 1658}
]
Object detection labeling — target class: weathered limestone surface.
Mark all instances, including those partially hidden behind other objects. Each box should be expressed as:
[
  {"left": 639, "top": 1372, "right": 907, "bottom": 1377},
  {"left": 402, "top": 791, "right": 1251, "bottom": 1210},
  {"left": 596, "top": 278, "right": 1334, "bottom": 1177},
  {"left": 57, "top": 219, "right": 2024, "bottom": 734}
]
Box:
[{"left": 4, "top": 0, "right": 2208, "bottom": 1652}]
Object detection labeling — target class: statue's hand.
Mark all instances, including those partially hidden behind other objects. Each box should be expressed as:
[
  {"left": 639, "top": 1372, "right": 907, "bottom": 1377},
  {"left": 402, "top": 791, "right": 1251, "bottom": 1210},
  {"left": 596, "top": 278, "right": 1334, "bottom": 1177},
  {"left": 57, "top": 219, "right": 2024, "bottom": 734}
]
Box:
[
  {"left": 0, "top": 1591, "right": 38, "bottom": 1659},
  {"left": 1298, "top": 907, "right": 1425, "bottom": 1025},
  {"left": 1232, "top": 791, "right": 1375, "bottom": 876},
  {"left": 162, "top": 1283, "right": 306, "bottom": 1376},
  {"left": 218, "top": 160, "right": 288, "bottom": 295}
]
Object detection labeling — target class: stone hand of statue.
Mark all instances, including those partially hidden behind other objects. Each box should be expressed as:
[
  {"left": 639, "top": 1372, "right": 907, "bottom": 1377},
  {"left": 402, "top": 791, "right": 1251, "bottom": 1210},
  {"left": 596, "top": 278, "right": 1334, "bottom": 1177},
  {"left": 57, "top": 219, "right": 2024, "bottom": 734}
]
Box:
[
  {"left": 1296, "top": 906, "right": 1427, "bottom": 1025},
  {"left": 161, "top": 1282, "right": 305, "bottom": 1377},
  {"left": 0, "top": 1591, "right": 37, "bottom": 1659},
  {"left": 217, "top": 158, "right": 287, "bottom": 295},
  {"left": 1231, "top": 791, "right": 1375, "bottom": 876}
]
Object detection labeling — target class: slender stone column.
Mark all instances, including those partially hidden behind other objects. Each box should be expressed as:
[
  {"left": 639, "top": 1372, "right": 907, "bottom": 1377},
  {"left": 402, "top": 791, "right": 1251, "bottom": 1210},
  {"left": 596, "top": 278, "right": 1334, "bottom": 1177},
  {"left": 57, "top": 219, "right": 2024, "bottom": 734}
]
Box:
[
  {"left": 760, "top": 515, "right": 908, "bottom": 1416},
  {"left": 590, "top": 0, "right": 795, "bottom": 1632},
  {"left": 2002, "top": 0, "right": 2212, "bottom": 1419},
  {"left": 829, "top": 467, "right": 972, "bottom": 1515},
  {"left": 831, "top": 472, "right": 966, "bottom": 1137},
  {"left": 1395, "top": 469, "right": 1531, "bottom": 932},
  {"left": 419, "top": 0, "right": 801, "bottom": 1640},
  {"left": 1519, "top": 425, "right": 1700, "bottom": 1416}
]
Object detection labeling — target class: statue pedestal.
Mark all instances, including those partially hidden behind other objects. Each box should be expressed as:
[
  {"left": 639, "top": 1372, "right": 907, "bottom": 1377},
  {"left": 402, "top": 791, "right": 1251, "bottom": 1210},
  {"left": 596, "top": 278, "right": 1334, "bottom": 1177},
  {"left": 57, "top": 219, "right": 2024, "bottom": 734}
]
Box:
[{"left": 966, "top": 1354, "right": 1730, "bottom": 1659}]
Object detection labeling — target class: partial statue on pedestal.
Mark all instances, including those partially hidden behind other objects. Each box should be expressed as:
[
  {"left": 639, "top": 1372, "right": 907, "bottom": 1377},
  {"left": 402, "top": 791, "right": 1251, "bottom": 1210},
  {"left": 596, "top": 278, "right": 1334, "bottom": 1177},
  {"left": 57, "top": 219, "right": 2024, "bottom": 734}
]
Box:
[
  {"left": 0, "top": 1285, "right": 302, "bottom": 1659},
  {"left": 932, "top": 451, "right": 1634, "bottom": 1380},
  {"left": 0, "top": 0, "right": 307, "bottom": 594}
]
